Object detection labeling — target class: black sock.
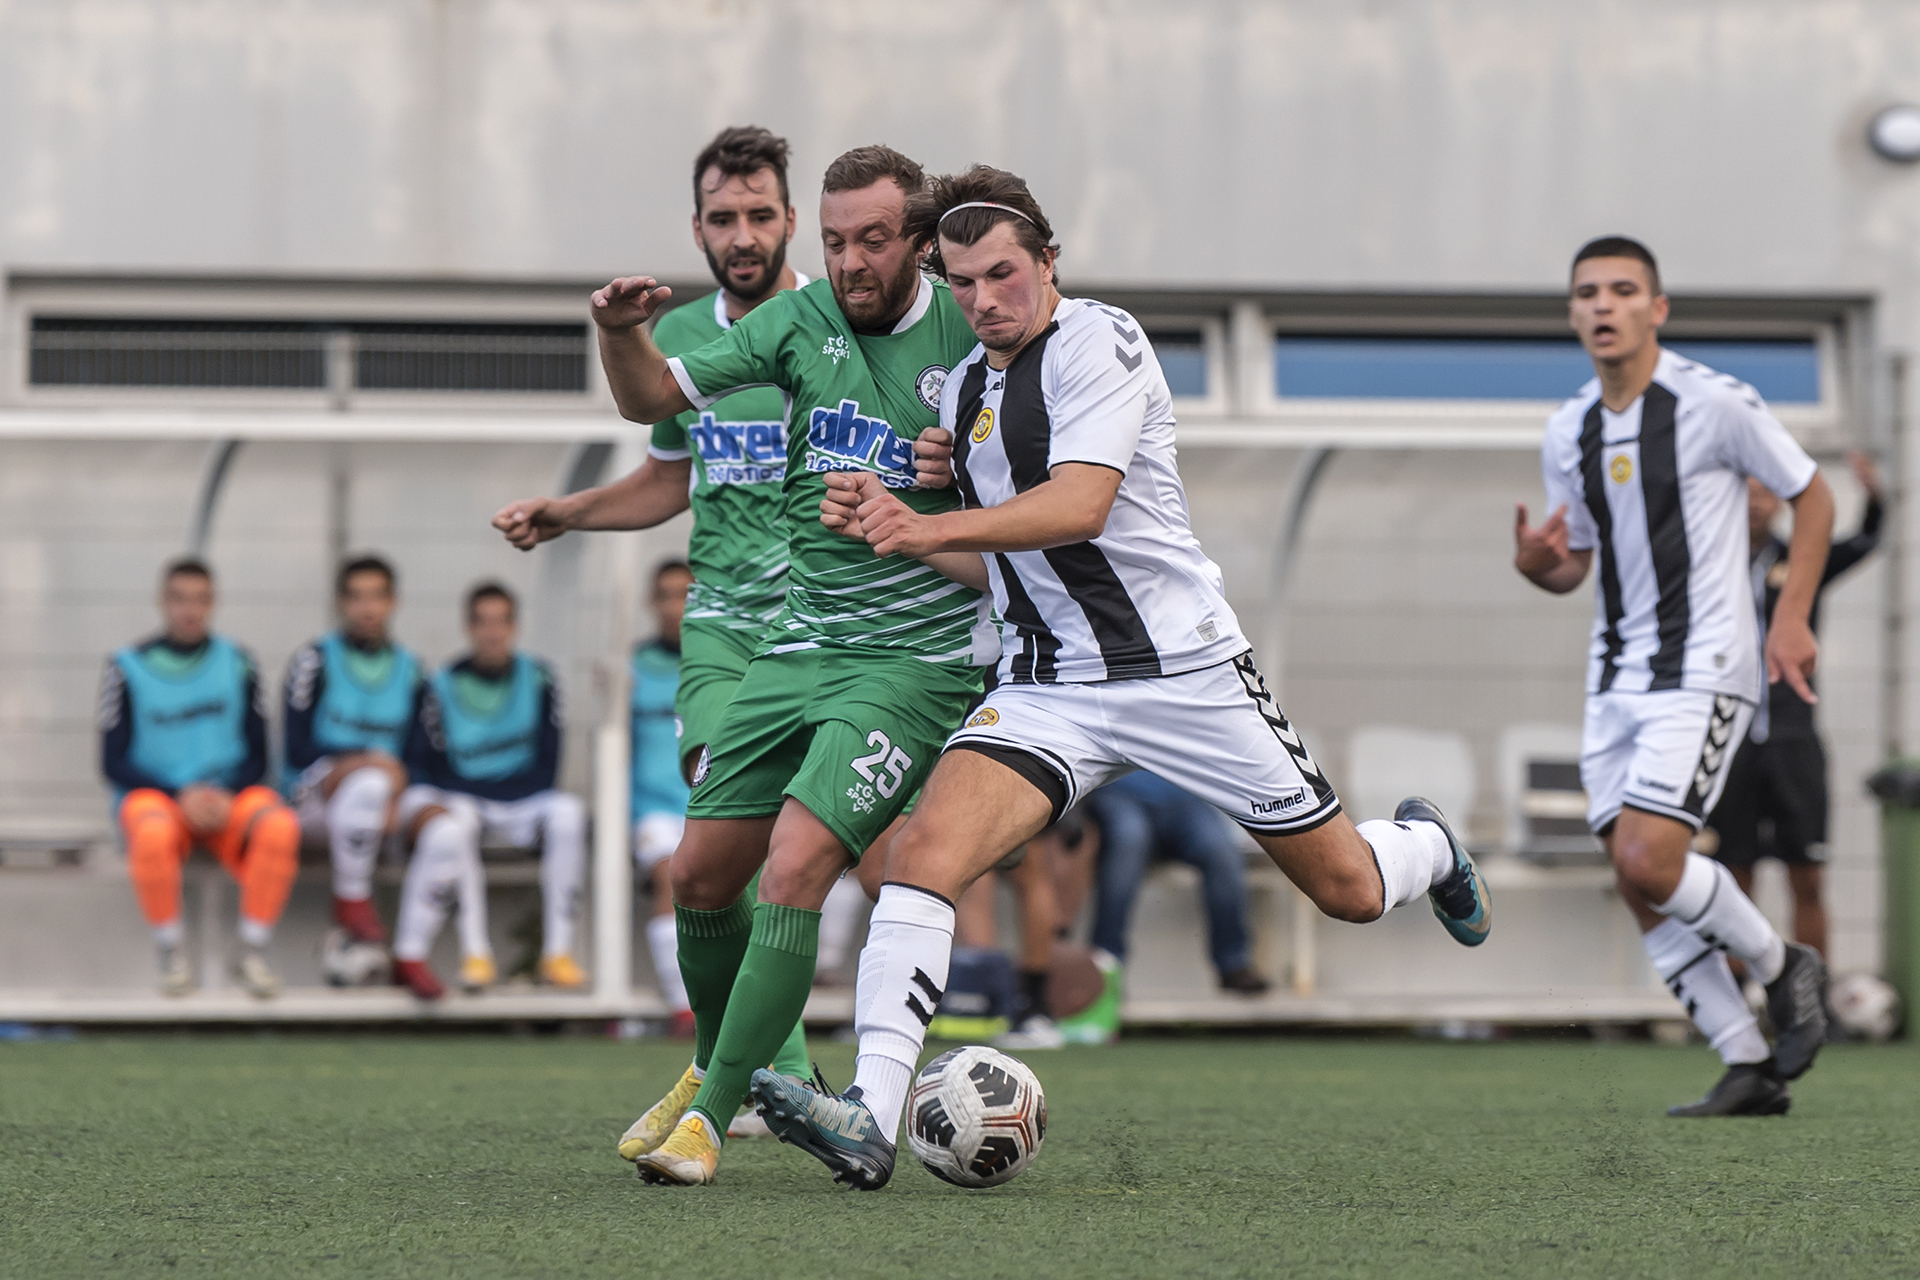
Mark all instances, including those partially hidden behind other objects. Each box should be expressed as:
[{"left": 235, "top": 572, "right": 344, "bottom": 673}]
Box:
[{"left": 1016, "top": 968, "right": 1049, "bottom": 1023}]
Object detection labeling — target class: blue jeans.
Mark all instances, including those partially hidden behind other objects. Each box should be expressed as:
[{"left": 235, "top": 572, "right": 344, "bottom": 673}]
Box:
[{"left": 1084, "top": 771, "right": 1252, "bottom": 977}]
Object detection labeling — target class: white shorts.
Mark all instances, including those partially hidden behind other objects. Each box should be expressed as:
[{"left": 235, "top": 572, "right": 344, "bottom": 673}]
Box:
[
  {"left": 396, "top": 784, "right": 584, "bottom": 847},
  {"left": 292, "top": 757, "right": 338, "bottom": 824},
  {"left": 1581, "top": 689, "right": 1754, "bottom": 833},
  {"left": 633, "top": 811, "right": 685, "bottom": 870},
  {"left": 944, "top": 652, "right": 1341, "bottom": 836}
]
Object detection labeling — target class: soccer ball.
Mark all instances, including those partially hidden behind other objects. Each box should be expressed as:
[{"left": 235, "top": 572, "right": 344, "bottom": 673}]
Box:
[
  {"left": 320, "top": 928, "right": 390, "bottom": 987},
  {"left": 906, "top": 1045, "right": 1045, "bottom": 1188},
  {"left": 1828, "top": 972, "right": 1902, "bottom": 1042}
]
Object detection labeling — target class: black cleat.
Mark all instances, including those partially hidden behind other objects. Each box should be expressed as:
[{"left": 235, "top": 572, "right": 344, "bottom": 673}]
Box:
[
  {"left": 1766, "top": 942, "right": 1828, "bottom": 1080},
  {"left": 1395, "top": 797, "right": 1491, "bottom": 946},
  {"left": 1666, "top": 1062, "right": 1791, "bottom": 1117},
  {"left": 749, "top": 1067, "right": 896, "bottom": 1190}
]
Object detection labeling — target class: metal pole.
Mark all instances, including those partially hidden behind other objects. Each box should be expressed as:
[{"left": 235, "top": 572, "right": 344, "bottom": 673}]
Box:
[
  {"left": 590, "top": 431, "right": 646, "bottom": 1007},
  {"left": 188, "top": 440, "right": 243, "bottom": 556},
  {"left": 1886, "top": 353, "right": 1909, "bottom": 761}
]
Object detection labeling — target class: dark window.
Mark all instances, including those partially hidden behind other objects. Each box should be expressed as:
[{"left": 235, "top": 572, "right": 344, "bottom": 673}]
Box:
[
  {"left": 351, "top": 322, "right": 587, "bottom": 393},
  {"left": 30, "top": 318, "right": 327, "bottom": 389},
  {"left": 30, "top": 317, "right": 590, "bottom": 393},
  {"left": 1149, "top": 330, "right": 1208, "bottom": 398},
  {"left": 1273, "top": 335, "right": 1820, "bottom": 404}
]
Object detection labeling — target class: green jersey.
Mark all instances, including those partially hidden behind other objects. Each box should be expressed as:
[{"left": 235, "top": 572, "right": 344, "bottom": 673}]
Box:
[
  {"left": 650, "top": 284, "right": 800, "bottom": 633},
  {"left": 668, "top": 275, "right": 984, "bottom": 663}
]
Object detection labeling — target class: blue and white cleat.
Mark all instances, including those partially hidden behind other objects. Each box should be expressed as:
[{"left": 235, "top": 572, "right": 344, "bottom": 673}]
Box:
[
  {"left": 1396, "top": 796, "right": 1492, "bottom": 947},
  {"left": 749, "top": 1067, "right": 896, "bottom": 1190}
]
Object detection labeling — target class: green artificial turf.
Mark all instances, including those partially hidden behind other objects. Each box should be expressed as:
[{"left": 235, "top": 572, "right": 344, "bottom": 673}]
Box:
[{"left": 2, "top": 1032, "right": 1916, "bottom": 1279}]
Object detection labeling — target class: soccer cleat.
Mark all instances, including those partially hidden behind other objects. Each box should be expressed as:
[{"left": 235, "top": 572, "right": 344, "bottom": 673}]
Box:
[
  {"left": 331, "top": 895, "right": 387, "bottom": 945},
  {"left": 460, "top": 954, "right": 497, "bottom": 993},
  {"left": 393, "top": 958, "right": 446, "bottom": 1001},
  {"left": 1397, "top": 796, "right": 1492, "bottom": 947},
  {"left": 633, "top": 1111, "right": 721, "bottom": 1186},
  {"left": 618, "top": 1063, "right": 702, "bottom": 1161},
  {"left": 539, "top": 954, "right": 588, "bottom": 990},
  {"left": 1219, "top": 966, "right": 1273, "bottom": 996},
  {"left": 234, "top": 950, "right": 280, "bottom": 999},
  {"left": 158, "top": 947, "right": 193, "bottom": 997},
  {"left": 995, "top": 1013, "right": 1066, "bottom": 1051},
  {"left": 1058, "top": 949, "right": 1122, "bottom": 1045},
  {"left": 1765, "top": 943, "right": 1829, "bottom": 1080},
  {"left": 727, "top": 1105, "right": 775, "bottom": 1139},
  {"left": 749, "top": 1067, "right": 896, "bottom": 1190},
  {"left": 1667, "top": 1062, "right": 1791, "bottom": 1117}
]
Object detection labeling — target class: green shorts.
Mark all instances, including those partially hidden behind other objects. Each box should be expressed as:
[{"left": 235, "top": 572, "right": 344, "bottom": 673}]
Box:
[
  {"left": 686, "top": 645, "right": 981, "bottom": 859},
  {"left": 674, "top": 617, "right": 764, "bottom": 777}
]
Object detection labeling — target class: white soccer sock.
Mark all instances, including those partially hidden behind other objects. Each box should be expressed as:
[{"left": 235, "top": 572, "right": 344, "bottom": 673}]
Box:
[
  {"left": 237, "top": 917, "right": 273, "bottom": 948},
  {"left": 1354, "top": 818, "right": 1452, "bottom": 912},
  {"left": 153, "top": 920, "right": 184, "bottom": 949},
  {"left": 326, "top": 765, "right": 392, "bottom": 901},
  {"left": 395, "top": 811, "right": 480, "bottom": 962},
  {"left": 1642, "top": 919, "right": 1770, "bottom": 1065},
  {"left": 816, "top": 874, "right": 871, "bottom": 975},
  {"left": 647, "top": 913, "right": 689, "bottom": 1012},
  {"left": 1657, "top": 852, "right": 1786, "bottom": 984},
  {"left": 539, "top": 794, "right": 586, "bottom": 957},
  {"left": 850, "top": 883, "right": 955, "bottom": 1140}
]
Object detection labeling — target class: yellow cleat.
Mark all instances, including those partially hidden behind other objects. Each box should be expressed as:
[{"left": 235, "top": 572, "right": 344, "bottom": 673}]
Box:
[
  {"left": 539, "top": 953, "right": 588, "bottom": 990},
  {"left": 634, "top": 1111, "right": 721, "bottom": 1186},
  {"left": 460, "top": 954, "right": 496, "bottom": 993},
  {"left": 618, "top": 1063, "right": 702, "bottom": 1161}
]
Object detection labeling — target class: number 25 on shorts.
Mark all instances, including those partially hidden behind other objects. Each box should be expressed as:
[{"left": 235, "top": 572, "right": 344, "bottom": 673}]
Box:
[{"left": 850, "top": 729, "right": 913, "bottom": 799}]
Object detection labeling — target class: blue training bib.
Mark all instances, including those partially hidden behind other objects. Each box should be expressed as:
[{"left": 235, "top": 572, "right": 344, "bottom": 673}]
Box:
[
  {"left": 630, "top": 642, "right": 690, "bottom": 820},
  {"left": 432, "top": 654, "right": 544, "bottom": 783},
  {"left": 114, "top": 637, "right": 250, "bottom": 794},
  {"left": 313, "top": 631, "right": 420, "bottom": 758}
]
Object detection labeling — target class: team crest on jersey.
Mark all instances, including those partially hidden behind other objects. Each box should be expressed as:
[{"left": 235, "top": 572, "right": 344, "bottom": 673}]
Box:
[
  {"left": 823, "top": 335, "right": 850, "bottom": 365},
  {"left": 970, "top": 407, "right": 995, "bottom": 444},
  {"left": 916, "top": 365, "right": 949, "bottom": 412},
  {"left": 691, "top": 745, "right": 712, "bottom": 787},
  {"left": 1609, "top": 454, "right": 1633, "bottom": 484},
  {"left": 804, "top": 398, "right": 918, "bottom": 488},
  {"left": 965, "top": 707, "right": 999, "bottom": 728}
]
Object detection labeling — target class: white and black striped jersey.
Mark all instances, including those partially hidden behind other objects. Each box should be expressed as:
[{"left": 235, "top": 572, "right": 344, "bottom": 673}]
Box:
[
  {"left": 945, "top": 296, "right": 1246, "bottom": 684},
  {"left": 1541, "top": 347, "right": 1818, "bottom": 700}
]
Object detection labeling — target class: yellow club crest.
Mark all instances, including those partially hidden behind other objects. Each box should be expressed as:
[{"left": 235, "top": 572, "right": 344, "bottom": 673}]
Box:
[
  {"left": 1609, "top": 454, "right": 1633, "bottom": 485},
  {"left": 970, "top": 407, "right": 995, "bottom": 444},
  {"left": 965, "top": 707, "right": 1000, "bottom": 728}
]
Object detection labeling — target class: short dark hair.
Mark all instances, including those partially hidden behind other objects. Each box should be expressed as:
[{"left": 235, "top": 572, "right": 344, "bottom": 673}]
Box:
[
  {"left": 163, "top": 556, "right": 212, "bottom": 586},
  {"left": 821, "top": 144, "right": 925, "bottom": 199},
  {"left": 907, "top": 165, "right": 1060, "bottom": 282},
  {"left": 335, "top": 554, "right": 396, "bottom": 597},
  {"left": 1572, "top": 236, "right": 1662, "bottom": 295},
  {"left": 652, "top": 558, "right": 692, "bottom": 587},
  {"left": 693, "top": 125, "right": 792, "bottom": 213},
  {"left": 465, "top": 581, "right": 516, "bottom": 621}
]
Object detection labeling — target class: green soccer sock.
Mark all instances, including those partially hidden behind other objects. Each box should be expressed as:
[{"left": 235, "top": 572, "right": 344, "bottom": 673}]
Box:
[
  {"left": 674, "top": 892, "right": 756, "bottom": 1073},
  {"left": 689, "top": 902, "right": 820, "bottom": 1137},
  {"left": 770, "top": 1013, "right": 812, "bottom": 1081}
]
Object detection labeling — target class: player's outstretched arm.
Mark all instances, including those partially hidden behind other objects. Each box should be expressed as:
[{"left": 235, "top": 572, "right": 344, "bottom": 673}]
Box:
[
  {"left": 1767, "top": 471, "right": 1835, "bottom": 703},
  {"left": 1513, "top": 503, "right": 1591, "bottom": 594},
  {"left": 591, "top": 275, "right": 695, "bottom": 424},
  {"left": 493, "top": 455, "right": 694, "bottom": 550}
]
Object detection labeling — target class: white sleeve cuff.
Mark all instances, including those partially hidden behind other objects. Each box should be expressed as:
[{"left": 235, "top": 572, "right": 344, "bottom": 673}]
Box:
[
  {"left": 665, "top": 357, "right": 717, "bottom": 412},
  {"left": 646, "top": 444, "right": 692, "bottom": 462}
]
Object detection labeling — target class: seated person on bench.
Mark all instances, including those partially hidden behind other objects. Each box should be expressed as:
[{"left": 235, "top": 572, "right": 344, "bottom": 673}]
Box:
[
  {"left": 99, "top": 557, "right": 298, "bottom": 998},
  {"left": 389, "top": 581, "right": 586, "bottom": 1000},
  {"left": 283, "top": 554, "right": 421, "bottom": 960}
]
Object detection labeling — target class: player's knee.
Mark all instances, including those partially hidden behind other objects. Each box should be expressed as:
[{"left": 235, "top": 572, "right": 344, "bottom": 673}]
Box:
[
  {"left": 338, "top": 764, "right": 393, "bottom": 809},
  {"left": 546, "top": 792, "right": 585, "bottom": 839},
  {"left": 1311, "top": 868, "right": 1384, "bottom": 924},
  {"left": 668, "top": 851, "right": 733, "bottom": 910}
]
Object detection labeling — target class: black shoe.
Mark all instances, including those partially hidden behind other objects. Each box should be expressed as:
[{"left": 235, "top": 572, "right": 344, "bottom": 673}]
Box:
[
  {"left": 1666, "top": 1062, "right": 1791, "bottom": 1117},
  {"left": 1219, "top": 966, "right": 1272, "bottom": 996},
  {"left": 1766, "top": 943, "right": 1828, "bottom": 1080},
  {"left": 1394, "top": 797, "right": 1492, "bottom": 946}
]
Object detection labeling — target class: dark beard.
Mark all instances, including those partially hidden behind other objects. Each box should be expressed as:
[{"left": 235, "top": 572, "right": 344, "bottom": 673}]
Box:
[
  {"left": 703, "top": 239, "right": 788, "bottom": 306},
  {"left": 835, "top": 259, "right": 922, "bottom": 335}
]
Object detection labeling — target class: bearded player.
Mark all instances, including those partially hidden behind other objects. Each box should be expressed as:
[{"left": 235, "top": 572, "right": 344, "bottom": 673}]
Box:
[
  {"left": 495, "top": 126, "right": 817, "bottom": 1140},
  {"left": 753, "top": 167, "right": 1493, "bottom": 1189}
]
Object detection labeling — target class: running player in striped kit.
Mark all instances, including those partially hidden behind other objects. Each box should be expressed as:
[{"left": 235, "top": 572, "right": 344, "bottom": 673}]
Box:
[
  {"left": 752, "top": 166, "right": 1493, "bottom": 1189},
  {"left": 1515, "top": 237, "right": 1834, "bottom": 1116}
]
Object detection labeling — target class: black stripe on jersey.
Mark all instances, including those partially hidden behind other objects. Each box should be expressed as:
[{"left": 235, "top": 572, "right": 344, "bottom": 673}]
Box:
[
  {"left": 993, "top": 552, "right": 1061, "bottom": 683},
  {"left": 1578, "top": 401, "right": 1627, "bottom": 691},
  {"left": 948, "top": 360, "right": 990, "bottom": 511},
  {"left": 1640, "top": 383, "right": 1692, "bottom": 689},
  {"left": 1040, "top": 543, "right": 1163, "bottom": 678},
  {"left": 1000, "top": 323, "right": 1059, "bottom": 492}
]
